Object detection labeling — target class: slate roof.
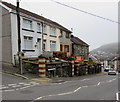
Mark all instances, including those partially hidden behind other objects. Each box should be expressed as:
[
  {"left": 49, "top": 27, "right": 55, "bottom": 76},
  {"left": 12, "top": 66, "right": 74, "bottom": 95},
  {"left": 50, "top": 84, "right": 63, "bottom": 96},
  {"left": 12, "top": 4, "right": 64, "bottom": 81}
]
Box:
[
  {"left": 71, "top": 35, "right": 89, "bottom": 47},
  {"left": 1, "top": 1, "right": 72, "bottom": 33}
]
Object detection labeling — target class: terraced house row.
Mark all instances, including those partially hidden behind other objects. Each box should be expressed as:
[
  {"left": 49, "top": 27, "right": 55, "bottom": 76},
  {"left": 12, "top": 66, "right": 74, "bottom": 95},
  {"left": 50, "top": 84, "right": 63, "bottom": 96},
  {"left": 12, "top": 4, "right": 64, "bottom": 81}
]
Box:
[{"left": 0, "top": 1, "right": 89, "bottom": 66}]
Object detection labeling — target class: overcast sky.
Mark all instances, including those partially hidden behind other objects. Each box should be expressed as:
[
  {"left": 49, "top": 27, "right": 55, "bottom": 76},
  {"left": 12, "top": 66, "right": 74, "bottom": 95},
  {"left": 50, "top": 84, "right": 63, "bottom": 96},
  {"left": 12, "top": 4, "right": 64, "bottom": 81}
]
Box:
[{"left": 3, "top": 0, "right": 118, "bottom": 51}]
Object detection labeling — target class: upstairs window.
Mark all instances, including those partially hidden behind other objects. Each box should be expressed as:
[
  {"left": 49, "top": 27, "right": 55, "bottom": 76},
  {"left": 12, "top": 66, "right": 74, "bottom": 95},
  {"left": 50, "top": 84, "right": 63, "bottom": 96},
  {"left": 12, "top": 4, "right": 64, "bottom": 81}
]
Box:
[
  {"left": 50, "top": 27, "right": 56, "bottom": 36},
  {"left": 37, "top": 23, "right": 42, "bottom": 33},
  {"left": 23, "top": 19, "right": 32, "bottom": 30}
]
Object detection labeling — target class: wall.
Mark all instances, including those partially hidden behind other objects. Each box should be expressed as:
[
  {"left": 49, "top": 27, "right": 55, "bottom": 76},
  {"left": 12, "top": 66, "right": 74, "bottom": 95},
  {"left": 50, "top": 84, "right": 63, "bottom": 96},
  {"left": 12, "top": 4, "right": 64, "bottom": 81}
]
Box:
[{"left": 2, "top": 7, "right": 12, "bottom": 64}]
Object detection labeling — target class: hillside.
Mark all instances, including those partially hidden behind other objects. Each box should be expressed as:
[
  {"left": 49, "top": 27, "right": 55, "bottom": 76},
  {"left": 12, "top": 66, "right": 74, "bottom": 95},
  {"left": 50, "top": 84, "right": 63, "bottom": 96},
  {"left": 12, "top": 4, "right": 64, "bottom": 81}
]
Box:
[{"left": 90, "top": 42, "right": 118, "bottom": 61}]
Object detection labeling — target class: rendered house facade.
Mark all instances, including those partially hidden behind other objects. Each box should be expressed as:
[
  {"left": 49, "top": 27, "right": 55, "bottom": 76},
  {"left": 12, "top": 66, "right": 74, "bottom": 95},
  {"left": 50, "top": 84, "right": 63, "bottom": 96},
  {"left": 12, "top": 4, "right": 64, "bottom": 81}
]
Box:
[{"left": 1, "top": 1, "right": 72, "bottom": 65}]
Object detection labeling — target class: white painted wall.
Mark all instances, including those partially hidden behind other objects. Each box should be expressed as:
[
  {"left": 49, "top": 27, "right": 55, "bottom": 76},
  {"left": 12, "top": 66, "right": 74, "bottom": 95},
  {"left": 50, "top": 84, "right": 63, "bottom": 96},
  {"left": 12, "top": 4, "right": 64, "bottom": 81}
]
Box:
[
  {"left": 21, "top": 17, "right": 42, "bottom": 57},
  {"left": 11, "top": 13, "right": 18, "bottom": 65},
  {"left": 11, "top": 13, "right": 43, "bottom": 64}
]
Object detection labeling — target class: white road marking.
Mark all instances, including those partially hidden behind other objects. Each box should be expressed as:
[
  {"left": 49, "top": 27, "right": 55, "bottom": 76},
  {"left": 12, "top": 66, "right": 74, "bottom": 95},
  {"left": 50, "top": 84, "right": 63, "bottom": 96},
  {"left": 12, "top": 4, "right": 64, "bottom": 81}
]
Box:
[
  {"left": 74, "top": 87, "right": 81, "bottom": 92},
  {"left": 12, "top": 85, "right": 21, "bottom": 88},
  {"left": 0, "top": 86, "right": 9, "bottom": 89},
  {"left": 34, "top": 96, "right": 45, "bottom": 100},
  {"left": 19, "top": 83, "right": 26, "bottom": 85},
  {"left": 2, "top": 82, "right": 39, "bottom": 92},
  {"left": 34, "top": 86, "right": 82, "bottom": 100},
  {"left": 19, "top": 84, "right": 37, "bottom": 90},
  {"left": 8, "top": 84, "right": 17, "bottom": 86},
  {"left": 23, "top": 84, "right": 31, "bottom": 86},
  {"left": 107, "top": 78, "right": 116, "bottom": 83},
  {"left": 116, "top": 92, "right": 119, "bottom": 101},
  {"left": 3, "top": 89, "right": 15, "bottom": 92},
  {"left": 58, "top": 92, "right": 73, "bottom": 95},
  {"left": 82, "top": 86, "right": 88, "bottom": 88},
  {"left": 81, "top": 78, "right": 90, "bottom": 81},
  {"left": 97, "top": 82, "right": 101, "bottom": 86}
]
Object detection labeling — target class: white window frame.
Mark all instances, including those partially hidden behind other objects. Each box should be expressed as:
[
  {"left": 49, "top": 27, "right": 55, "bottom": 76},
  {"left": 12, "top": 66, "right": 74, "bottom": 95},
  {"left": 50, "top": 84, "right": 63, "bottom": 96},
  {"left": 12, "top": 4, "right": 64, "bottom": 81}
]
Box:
[
  {"left": 50, "top": 27, "right": 56, "bottom": 36},
  {"left": 23, "top": 18, "right": 32, "bottom": 30},
  {"left": 24, "top": 36, "right": 33, "bottom": 50},
  {"left": 50, "top": 41, "right": 56, "bottom": 51}
]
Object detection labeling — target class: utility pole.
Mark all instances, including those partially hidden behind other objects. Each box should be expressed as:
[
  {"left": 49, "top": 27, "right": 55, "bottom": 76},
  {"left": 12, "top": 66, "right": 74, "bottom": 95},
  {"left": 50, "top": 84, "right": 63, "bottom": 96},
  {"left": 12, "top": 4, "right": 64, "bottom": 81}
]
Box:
[{"left": 16, "top": 0, "right": 22, "bottom": 74}]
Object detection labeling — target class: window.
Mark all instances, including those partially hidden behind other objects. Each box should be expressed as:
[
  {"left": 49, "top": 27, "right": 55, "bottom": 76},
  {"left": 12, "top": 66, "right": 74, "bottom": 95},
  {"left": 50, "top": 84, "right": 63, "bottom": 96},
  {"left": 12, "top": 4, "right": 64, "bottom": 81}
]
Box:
[
  {"left": 43, "top": 25, "right": 47, "bottom": 34},
  {"left": 43, "top": 40, "right": 46, "bottom": 51},
  {"left": 24, "top": 36, "right": 33, "bottom": 50},
  {"left": 50, "top": 27, "right": 56, "bottom": 36},
  {"left": 50, "top": 41, "right": 56, "bottom": 51},
  {"left": 64, "top": 45, "right": 69, "bottom": 52},
  {"left": 66, "top": 32, "right": 70, "bottom": 38},
  {"left": 23, "top": 19, "right": 32, "bottom": 30},
  {"left": 37, "top": 23, "right": 42, "bottom": 33}
]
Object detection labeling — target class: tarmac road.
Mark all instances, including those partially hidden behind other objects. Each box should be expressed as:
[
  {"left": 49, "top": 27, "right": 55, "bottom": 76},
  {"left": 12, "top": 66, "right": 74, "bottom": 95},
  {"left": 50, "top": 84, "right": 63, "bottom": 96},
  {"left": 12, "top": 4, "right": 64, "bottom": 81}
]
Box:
[{"left": 1, "top": 72, "right": 119, "bottom": 101}]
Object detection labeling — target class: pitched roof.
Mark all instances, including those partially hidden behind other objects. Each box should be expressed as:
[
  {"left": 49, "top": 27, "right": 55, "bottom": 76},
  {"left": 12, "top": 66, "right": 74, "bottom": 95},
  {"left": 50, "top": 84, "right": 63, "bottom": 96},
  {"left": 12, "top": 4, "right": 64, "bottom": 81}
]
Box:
[
  {"left": 71, "top": 35, "right": 89, "bottom": 47},
  {"left": 1, "top": 1, "right": 72, "bottom": 33}
]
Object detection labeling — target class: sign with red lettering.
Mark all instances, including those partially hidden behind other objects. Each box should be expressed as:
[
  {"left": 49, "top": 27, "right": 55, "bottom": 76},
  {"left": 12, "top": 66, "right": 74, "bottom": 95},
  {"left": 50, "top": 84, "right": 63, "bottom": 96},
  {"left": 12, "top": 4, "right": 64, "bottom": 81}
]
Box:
[{"left": 76, "top": 56, "right": 82, "bottom": 61}]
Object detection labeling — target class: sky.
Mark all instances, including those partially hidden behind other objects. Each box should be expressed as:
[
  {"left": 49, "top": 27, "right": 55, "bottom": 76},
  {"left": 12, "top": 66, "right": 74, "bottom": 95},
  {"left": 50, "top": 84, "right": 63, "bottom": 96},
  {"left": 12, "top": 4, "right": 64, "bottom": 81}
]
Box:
[{"left": 2, "top": 0, "right": 119, "bottom": 51}]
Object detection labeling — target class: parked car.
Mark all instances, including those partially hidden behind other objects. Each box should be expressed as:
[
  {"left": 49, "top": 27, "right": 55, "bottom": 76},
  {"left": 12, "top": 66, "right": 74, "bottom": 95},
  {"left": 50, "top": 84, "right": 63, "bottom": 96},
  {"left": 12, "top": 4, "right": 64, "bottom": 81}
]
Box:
[
  {"left": 104, "top": 68, "right": 109, "bottom": 72},
  {"left": 108, "top": 69, "right": 116, "bottom": 75}
]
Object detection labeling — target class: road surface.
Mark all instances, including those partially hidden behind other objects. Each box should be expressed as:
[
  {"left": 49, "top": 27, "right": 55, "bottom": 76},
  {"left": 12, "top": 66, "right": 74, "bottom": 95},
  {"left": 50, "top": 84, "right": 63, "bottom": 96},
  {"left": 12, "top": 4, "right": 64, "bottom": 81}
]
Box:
[{"left": 1, "top": 72, "right": 119, "bottom": 101}]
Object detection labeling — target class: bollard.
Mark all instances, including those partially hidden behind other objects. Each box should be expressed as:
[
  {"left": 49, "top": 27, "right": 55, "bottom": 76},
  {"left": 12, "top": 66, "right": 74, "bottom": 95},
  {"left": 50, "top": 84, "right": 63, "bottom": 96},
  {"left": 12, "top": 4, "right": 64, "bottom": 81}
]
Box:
[
  {"left": 75, "top": 61, "right": 80, "bottom": 76},
  {"left": 38, "top": 55, "right": 46, "bottom": 77},
  {"left": 70, "top": 57, "right": 75, "bottom": 77}
]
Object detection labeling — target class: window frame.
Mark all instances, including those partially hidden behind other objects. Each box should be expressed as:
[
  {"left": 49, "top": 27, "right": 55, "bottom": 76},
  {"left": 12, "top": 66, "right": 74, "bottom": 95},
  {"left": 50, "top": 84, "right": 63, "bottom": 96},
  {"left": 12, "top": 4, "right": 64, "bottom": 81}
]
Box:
[
  {"left": 50, "top": 41, "right": 56, "bottom": 51},
  {"left": 24, "top": 36, "right": 33, "bottom": 50},
  {"left": 50, "top": 27, "right": 56, "bottom": 36},
  {"left": 23, "top": 18, "right": 33, "bottom": 30}
]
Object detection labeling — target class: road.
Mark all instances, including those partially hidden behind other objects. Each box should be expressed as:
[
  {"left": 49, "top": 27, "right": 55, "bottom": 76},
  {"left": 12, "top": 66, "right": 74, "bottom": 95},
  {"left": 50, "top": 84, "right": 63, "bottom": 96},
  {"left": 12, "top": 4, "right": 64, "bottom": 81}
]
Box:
[{"left": 1, "top": 72, "right": 119, "bottom": 101}]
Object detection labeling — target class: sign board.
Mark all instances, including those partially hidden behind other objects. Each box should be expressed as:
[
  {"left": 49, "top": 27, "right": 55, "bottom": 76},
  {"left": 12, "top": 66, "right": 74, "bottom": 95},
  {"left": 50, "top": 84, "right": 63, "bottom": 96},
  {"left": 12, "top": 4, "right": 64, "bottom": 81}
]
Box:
[{"left": 76, "top": 56, "right": 82, "bottom": 61}]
